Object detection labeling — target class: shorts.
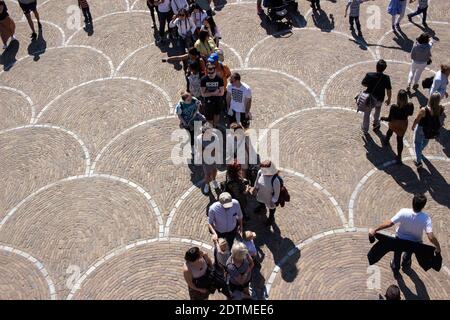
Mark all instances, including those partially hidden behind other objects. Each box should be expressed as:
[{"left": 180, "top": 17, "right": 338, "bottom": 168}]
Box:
[
  {"left": 204, "top": 100, "right": 221, "bottom": 121},
  {"left": 19, "top": 1, "right": 37, "bottom": 14}
]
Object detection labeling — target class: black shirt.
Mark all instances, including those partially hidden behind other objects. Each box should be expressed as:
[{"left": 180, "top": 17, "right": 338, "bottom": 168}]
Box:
[
  {"left": 201, "top": 75, "right": 224, "bottom": 103},
  {"left": 387, "top": 103, "right": 414, "bottom": 121},
  {"left": 0, "top": 1, "right": 9, "bottom": 21},
  {"left": 362, "top": 72, "right": 392, "bottom": 102}
]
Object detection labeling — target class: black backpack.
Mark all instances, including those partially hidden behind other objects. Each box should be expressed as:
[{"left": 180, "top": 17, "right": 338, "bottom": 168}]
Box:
[
  {"left": 422, "top": 76, "right": 434, "bottom": 89},
  {"left": 422, "top": 108, "right": 442, "bottom": 139},
  {"left": 271, "top": 174, "right": 290, "bottom": 207}
]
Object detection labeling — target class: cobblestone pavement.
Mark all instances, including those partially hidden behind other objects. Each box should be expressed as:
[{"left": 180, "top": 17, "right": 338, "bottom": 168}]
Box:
[{"left": 0, "top": 0, "right": 449, "bottom": 300}]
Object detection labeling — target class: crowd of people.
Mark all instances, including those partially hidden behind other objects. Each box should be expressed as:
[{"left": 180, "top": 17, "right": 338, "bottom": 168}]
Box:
[{"left": 0, "top": 0, "right": 447, "bottom": 301}]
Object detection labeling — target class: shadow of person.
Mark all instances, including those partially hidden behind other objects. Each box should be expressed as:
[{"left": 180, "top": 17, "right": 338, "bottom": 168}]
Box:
[
  {"left": 392, "top": 28, "right": 413, "bottom": 53},
  {"left": 419, "top": 158, "right": 450, "bottom": 208},
  {"left": 289, "top": 11, "right": 307, "bottom": 28},
  {"left": 362, "top": 130, "right": 397, "bottom": 167},
  {"left": 249, "top": 217, "right": 300, "bottom": 283},
  {"left": 27, "top": 27, "right": 46, "bottom": 61},
  {"left": 213, "top": 0, "right": 227, "bottom": 11},
  {"left": 409, "top": 21, "right": 439, "bottom": 41},
  {"left": 349, "top": 30, "right": 369, "bottom": 51},
  {"left": 396, "top": 268, "right": 430, "bottom": 300},
  {"left": 84, "top": 22, "right": 94, "bottom": 36},
  {"left": 408, "top": 88, "right": 429, "bottom": 107},
  {"left": 0, "top": 39, "right": 19, "bottom": 71},
  {"left": 258, "top": 11, "right": 294, "bottom": 36},
  {"left": 436, "top": 126, "right": 449, "bottom": 158},
  {"left": 311, "top": 9, "right": 334, "bottom": 32}
]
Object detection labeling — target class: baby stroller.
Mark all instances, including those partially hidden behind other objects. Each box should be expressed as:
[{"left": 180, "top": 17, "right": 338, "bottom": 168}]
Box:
[{"left": 264, "top": 0, "right": 298, "bottom": 29}]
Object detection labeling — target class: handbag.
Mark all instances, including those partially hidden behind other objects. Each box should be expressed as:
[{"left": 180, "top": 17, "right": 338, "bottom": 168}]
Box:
[{"left": 356, "top": 74, "right": 383, "bottom": 113}]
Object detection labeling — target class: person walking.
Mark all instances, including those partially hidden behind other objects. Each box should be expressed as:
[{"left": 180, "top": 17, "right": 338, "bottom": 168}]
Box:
[
  {"left": 369, "top": 193, "right": 441, "bottom": 278},
  {"left": 226, "top": 242, "right": 254, "bottom": 300},
  {"left": 201, "top": 62, "right": 224, "bottom": 127},
  {"left": 226, "top": 73, "right": 252, "bottom": 129},
  {"left": 345, "top": 0, "right": 374, "bottom": 37},
  {"left": 183, "top": 247, "right": 214, "bottom": 300},
  {"left": 196, "top": 123, "right": 221, "bottom": 193},
  {"left": 411, "top": 92, "right": 444, "bottom": 168},
  {"left": 388, "top": 0, "right": 407, "bottom": 31},
  {"left": 381, "top": 89, "right": 414, "bottom": 164},
  {"left": 407, "top": 33, "right": 433, "bottom": 92},
  {"left": 0, "top": 0, "right": 16, "bottom": 50},
  {"left": 78, "top": 0, "right": 92, "bottom": 26},
  {"left": 208, "top": 192, "right": 244, "bottom": 249},
  {"left": 18, "top": 0, "right": 41, "bottom": 40},
  {"left": 360, "top": 59, "right": 392, "bottom": 133},
  {"left": 146, "top": 0, "right": 158, "bottom": 30},
  {"left": 407, "top": 0, "right": 429, "bottom": 27},
  {"left": 252, "top": 160, "right": 281, "bottom": 227},
  {"left": 430, "top": 63, "right": 450, "bottom": 99}
]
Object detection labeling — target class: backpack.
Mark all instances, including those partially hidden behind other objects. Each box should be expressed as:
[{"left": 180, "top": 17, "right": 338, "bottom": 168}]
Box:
[
  {"left": 422, "top": 109, "right": 442, "bottom": 139},
  {"left": 271, "top": 174, "right": 290, "bottom": 207},
  {"left": 422, "top": 76, "right": 434, "bottom": 89}
]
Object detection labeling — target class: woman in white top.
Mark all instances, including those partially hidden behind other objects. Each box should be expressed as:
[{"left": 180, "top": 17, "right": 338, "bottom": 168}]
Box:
[
  {"left": 253, "top": 160, "right": 281, "bottom": 226},
  {"left": 190, "top": 3, "right": 208, "bottom": 30},
  {"left": 169, "top": 9, "right": 196, "bottom": 51}
]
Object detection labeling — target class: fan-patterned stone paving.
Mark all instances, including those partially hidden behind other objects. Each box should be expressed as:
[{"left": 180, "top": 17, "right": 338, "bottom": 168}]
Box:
[{"left": 0, "top": 0, "right": 448, "bottom": 300}]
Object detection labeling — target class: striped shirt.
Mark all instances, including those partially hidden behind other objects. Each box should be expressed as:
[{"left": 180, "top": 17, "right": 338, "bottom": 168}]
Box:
[
  {"left": 347, "top": 0, "right": 363, "bottom": 17},
  {"left": 78, "top": 0, "right": 89, "bottom": 8}
]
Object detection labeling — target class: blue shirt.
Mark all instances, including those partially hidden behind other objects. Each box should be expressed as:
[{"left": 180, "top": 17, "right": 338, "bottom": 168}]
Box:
[{"left": 208, "top": 200, "right": 243, "bottom": 233}]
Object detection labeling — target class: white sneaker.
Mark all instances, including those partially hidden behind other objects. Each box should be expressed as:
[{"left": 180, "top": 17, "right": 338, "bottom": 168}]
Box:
[
  {"left": 11, "top": 34, "right": 17, "bottom": 40},
  {"left": 203, "top": 184, "right": 210, "bottom": 194},
  {"left": 2, "top": 44, "right": 7, "bottom": 50},
  {"left": 212, "top": 180, "right": 219, "bottom": 189}
]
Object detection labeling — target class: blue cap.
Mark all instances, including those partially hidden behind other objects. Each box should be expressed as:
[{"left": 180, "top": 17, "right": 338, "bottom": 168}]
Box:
[{"left": 208, "top": 52, "right": 219, "bottom": 63}]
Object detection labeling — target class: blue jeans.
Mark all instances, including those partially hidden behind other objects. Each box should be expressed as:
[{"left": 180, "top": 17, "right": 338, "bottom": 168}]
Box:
[{"left": 414, "top": 125, "right": 429, "bottom": 164}]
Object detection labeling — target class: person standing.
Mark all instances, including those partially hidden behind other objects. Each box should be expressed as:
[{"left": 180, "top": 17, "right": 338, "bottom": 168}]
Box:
[
  {"left": 226, "top": 73, "right": 252, "bottom": 129},
  {"left": 195, "top": 0, "right": 213, "bottom": 17},
  {"left": 183, "top": 247, "right": 214, "bottom": 300},
  {"left": 369, "top": 193, "right": 441, "bottom": 278},
  {"left": 176, "top": 91, "right": 204, "bottom": 148},
  {"left": 411, "top": 92, "right": 444, "bottom": 168},
  {"left": 208, "top": 192, "right": 244, "bottom": 249},
  {"left": 18, "top": 0, "right": 41, "bottom": 40},
  {"left": 213, "top": 237, "right": 231, "bottom": 275},
  {"left": 169, "top": 9, "right": 196, "bottom": 52},
  {"left": 171, "top": 0, "right": 188, "bottom": 16},
  {"left": 344, "top": 0, "right": 374, "bottom": 37},
  {"left": 146, "top": 0, "right": 158, "bottom": 30},
  {"left": 407, "top": 33, "right": 433, "bottom": 92},
  {"left": 388, "top": 0, "right": 407, "bottom": 31},
  {"left": 252, "top": 160, "right": 281, "bottom": 227},
  {"left": 194, "top": 29, "right": 217, "bottom": 60},
  {"left": 407, "top": 0, "right": 429, "bottom": 27},
  {"left": 78, "top": 0, "right": 92, "bottom": 26},
  {"left": 430, "top": 63, "right": 450, "bottom": 99},
  {"left": 360, "top": 59, "right": 392, "bottom": 133},
  {"left": 381, "top": 89, "right": 414, "bottom": 164},
  {"left": 0, "top": 0, "right": 16, "bottom": 50},
  {"left": 156, "top": 0, "right": 172, "bottom": 45},
  {"left": 226, "top": 242, "right": 254, "bottom": 300},
  {"left": 201, "top": 62, "right": 224, "bottom": 127},
  {"left": 196, "top": 123, "right": 221, "bottom": 193},
  {"left": 222, "top": 161, "right": 250, "bottom": 220}
]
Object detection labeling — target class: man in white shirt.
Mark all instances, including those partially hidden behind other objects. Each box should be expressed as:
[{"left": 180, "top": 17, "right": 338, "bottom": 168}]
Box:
[
  {"left": 208, "top": 192, "right": 243, "bottom": 249},
  {"left": 369, "top": 193, "right": 441, "bottom": 277},
  {"left": 226, "top": 73, "right": 252, "bottom": 129},
  {"left": 430, "top": 64, "right": 450, "bottom": 99}
]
